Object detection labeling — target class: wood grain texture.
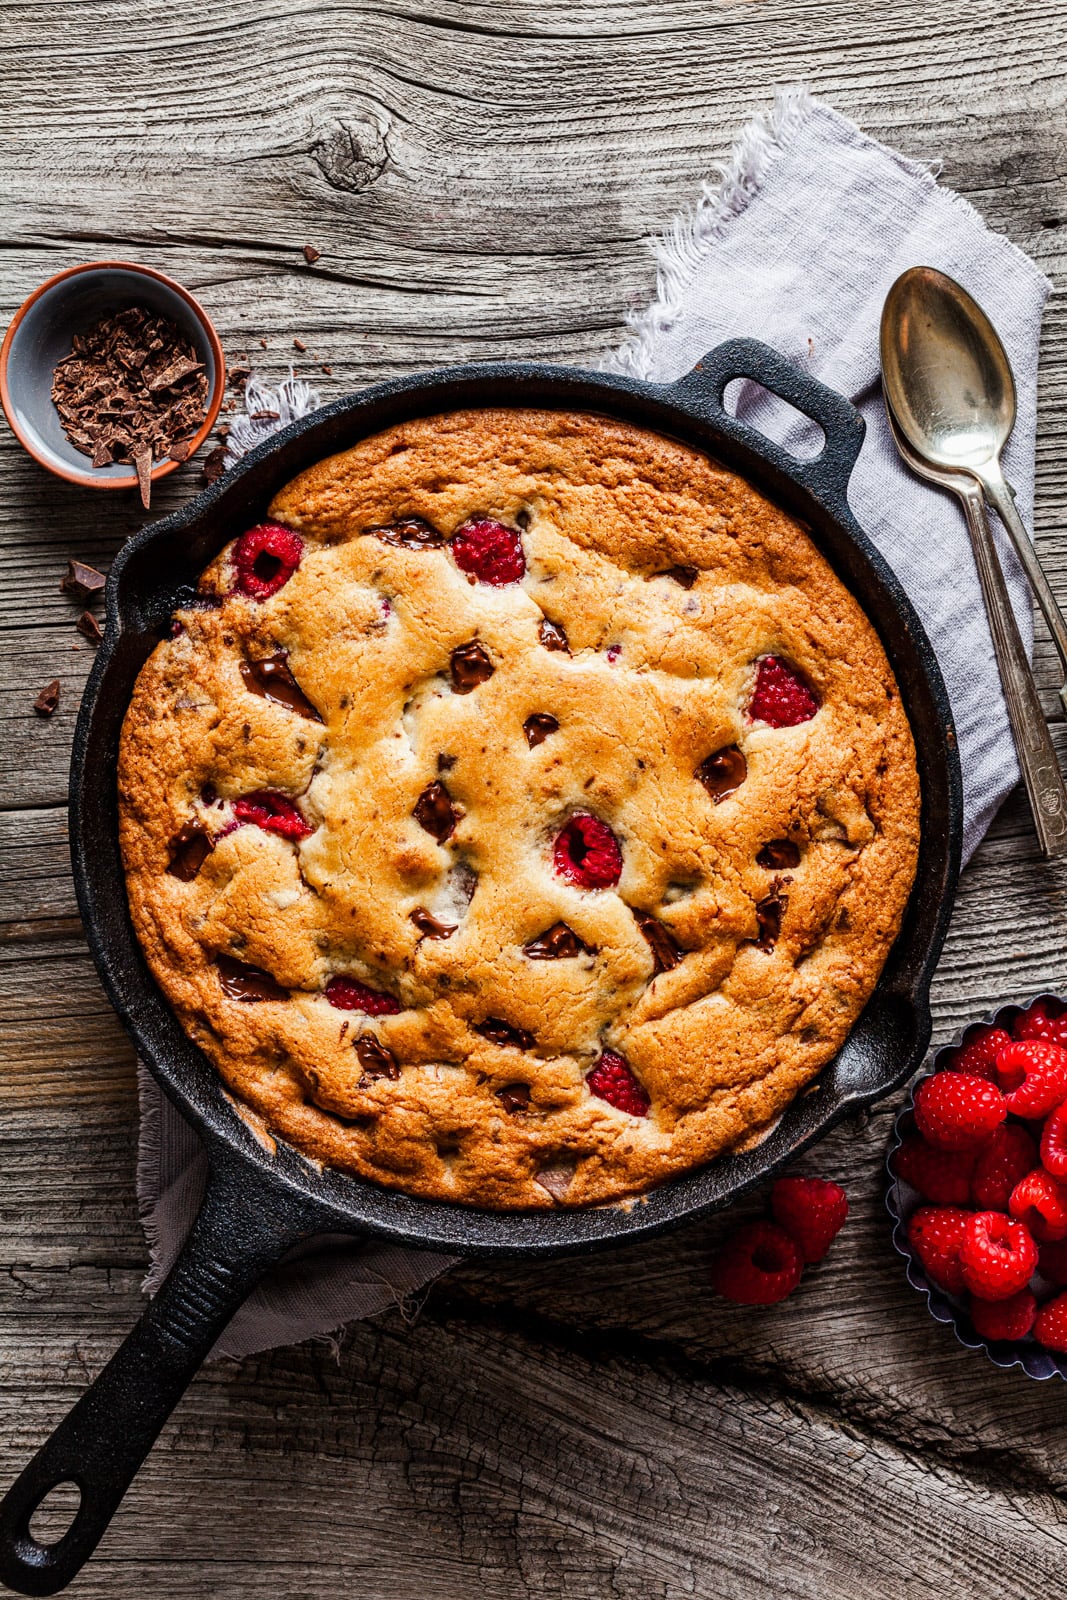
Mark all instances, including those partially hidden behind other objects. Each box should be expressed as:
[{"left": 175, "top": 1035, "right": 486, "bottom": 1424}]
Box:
[{"left": 2, "top": 0, "right": 1067, "bottom": 1594}]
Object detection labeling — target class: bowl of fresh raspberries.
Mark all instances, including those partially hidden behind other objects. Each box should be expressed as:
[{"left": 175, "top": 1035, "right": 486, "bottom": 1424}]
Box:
[{"left": 887, "top": 992, "right": 1067, "bottom": 1378}]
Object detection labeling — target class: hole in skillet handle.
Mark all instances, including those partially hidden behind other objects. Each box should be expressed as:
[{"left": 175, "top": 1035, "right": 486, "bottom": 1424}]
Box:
[{"left": 663, "top": 338, "right": 866, "bottom": 520}]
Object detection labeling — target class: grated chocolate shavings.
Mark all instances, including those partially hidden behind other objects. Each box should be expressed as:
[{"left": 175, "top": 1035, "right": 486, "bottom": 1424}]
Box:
[
  {"left": 33, "top": 679, "right": 61, "bottom": 717},
  {"left": 50, "top": 305, "right": 209, "bottom": 510},
  {"left": 201, "top": 445, "right": 227, "bottom": 485}
]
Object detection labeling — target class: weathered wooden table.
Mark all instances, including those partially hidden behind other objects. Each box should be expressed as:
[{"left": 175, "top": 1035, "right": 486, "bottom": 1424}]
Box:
[{"left": 3, "top": 3, "right": 1067, "bottom": 1594}]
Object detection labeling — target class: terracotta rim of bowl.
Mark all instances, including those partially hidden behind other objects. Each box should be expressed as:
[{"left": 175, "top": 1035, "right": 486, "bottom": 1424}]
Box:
[{"left": 0, "top": 259, "right": 226, "bottom": 490}]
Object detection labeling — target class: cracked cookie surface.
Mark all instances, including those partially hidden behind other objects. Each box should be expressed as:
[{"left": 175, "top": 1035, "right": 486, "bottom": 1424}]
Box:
[{"left": 118, "top": 407, "right": 920, "bottom": 1208}]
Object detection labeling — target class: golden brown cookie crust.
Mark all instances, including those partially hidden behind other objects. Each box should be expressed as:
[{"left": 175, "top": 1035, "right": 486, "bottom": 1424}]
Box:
[{"left": 118, "top": 407, "right": 920, "bottom": 1209}]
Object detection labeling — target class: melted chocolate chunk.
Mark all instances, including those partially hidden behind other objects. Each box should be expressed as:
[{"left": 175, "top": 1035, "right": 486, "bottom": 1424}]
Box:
[
  {"left": 410, "top": 907, "right": 457, "bottom": 939},
  {"left": 240, "top": 653, "right": 323, "bottom": 722},
  {"left": 753, "top": 892, "right": 787, "bottom": 951},
  {"left": 216, "top": 955, "right": 288, "bottom": 1002},
  {"left": 496, "top": 1082, "right": 531, "bottom": 1113},
  {"left": 632, "top": 908, "right": 683, "bottom": 974},
  {"left": 757, "top": 839, "right": 801, "bottom": 870},
  {"left": 474, "top": 1017, "right": 535, "bottom": 1051},
  {"left": 355, "top": 1034, "right": 401, "bottom": 1082},
  {"left": 660, "top": 564, "right": 698, "bottom": 589},
  {"left": 367, "top": 515, "right": 446, "bottom": 549},
  {"left": 524, "top": 922, "right": 589, "bottom": 960},
  {"left": 450, "top": 640, "right": 494, "bottom": 693},
  {"left": 538, "top": 618, "right": 570, "bottom": 653},
  {"left": 167, "top": 822, "right": 213, "bottom": 882},
  {"left": 413, "top": 780, "right": 459, "bottom": 843},
  {"left": 696, "top": 744, "right": 747, "bottom": 803},
  {"left": 524, "top": 712, "right": 559, "bottom": 748}
]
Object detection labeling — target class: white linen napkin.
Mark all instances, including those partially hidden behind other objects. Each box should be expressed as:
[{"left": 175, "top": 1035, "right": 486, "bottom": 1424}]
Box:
[{"left": 137, "top": 85, "right": 1050, "bottom": 1358}]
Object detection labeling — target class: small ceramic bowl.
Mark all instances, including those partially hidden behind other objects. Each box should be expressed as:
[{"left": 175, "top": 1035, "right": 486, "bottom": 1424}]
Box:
[
  {"left": 0, "top": 260, "right": 225, "bottom": 492},
  {"left": 886, "top": 993, "right": 1067, "bottom": 1381}
]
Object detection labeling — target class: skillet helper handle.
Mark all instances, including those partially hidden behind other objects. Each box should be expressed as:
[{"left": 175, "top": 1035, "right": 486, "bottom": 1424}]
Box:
[
  {"left": 0, "top": 1157, "right": 313, "bottom": 1597},
  {"left": 667, "top": 338, "right": 866, "bottom": 518}
]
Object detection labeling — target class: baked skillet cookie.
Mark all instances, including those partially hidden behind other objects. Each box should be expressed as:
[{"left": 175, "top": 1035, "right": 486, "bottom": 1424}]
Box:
[{"left": 119, "top": 407, "right": 921, "bottom": 1209}]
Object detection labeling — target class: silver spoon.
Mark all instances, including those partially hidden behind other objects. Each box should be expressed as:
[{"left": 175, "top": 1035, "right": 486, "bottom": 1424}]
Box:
[{"left": 880, "top": 264, "right": 1067, "bottom": 716}]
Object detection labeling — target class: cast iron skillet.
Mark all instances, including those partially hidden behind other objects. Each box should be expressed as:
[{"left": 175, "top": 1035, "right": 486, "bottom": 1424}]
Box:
[{"left": 0, "top": 339, "right": 963, "bottom": 1595}]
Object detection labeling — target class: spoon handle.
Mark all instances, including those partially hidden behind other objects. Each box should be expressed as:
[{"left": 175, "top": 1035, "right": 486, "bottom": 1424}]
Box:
[
  {"left": 957, "top": 479, "right": 1067, "bottom": 857},
  {"left": 981, "top": 465, "right": 1067, "bottom": 716}
]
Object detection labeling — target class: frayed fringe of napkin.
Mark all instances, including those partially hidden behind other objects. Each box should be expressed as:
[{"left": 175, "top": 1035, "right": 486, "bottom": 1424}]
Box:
[{"left": 224, "top": 369, "right": 323, "bottom": 467}]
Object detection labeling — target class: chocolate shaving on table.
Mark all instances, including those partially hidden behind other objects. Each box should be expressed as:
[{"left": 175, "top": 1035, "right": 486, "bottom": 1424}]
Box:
[
  {"left": 303, "top": 244, "right": 322, "bottom": 264},
  {"left": 60, "top": 559, "right": 106, "bottom": 604},
  {"left": 76, "top": 610, "right": 103, "bottom": 645},
  {"left": 50, "top": 305, "right": 209, "bottom": 509},
  {"left": 201, "top": 445, "right": 227, "bottom": 485},
  {"left": 293, "top": 338, "right": 307, "bottom": 352},
  {"left": 33, "top": 679, "right": 60, "bottom": 717}
]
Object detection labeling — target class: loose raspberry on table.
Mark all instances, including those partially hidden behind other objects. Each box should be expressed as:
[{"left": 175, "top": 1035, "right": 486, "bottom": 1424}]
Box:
[
  {"left": 586, "top": 1050, "right": 650, "bottom": 1117},
  {"left": 1034, "top": 1292, "right": 1067, "bottom": 1352},
  {"left": 913, "top": 1071, "right": 1006, "bottom": 1150},
  {"left": 233, "top": 523, "right": 304, "bottom": 600},
  {"left": 1041, "top": 1101, "right": 1067, "bottom": 1180},
  {"left": 1038, "top": 1239, "right": 1067, "bottom": 1286},
  {"left": 553, "top": 812, "right": 623, "bottom": 889},
  {"left": 970, "top": 1123, "right": 1038, "bottom": 1210},
  {"left": 893, "top": 1137, "right": 976, "bottom": 1206},
  {"left": 995, "top": 1040, "right": 1067, "bottom": 1118},
  {"left": 232, "top": 791, "right": 313, "bottom": 840},
  {"left": 1009, "top": 1169, "right": 1067, "bottom": 1243},
  {"left": 907, "top": 1206, "right": 971, "bottom": 1295},
  {"left": 959, "top": 1211, "right": 1038, "bottom": 1300},
  {"left": 747, "top": 655, "right": 819, "bottom": 728},
  {"left": 942, "top": 1025, "right": 1012, "bottom": 1081},
  {"left": 1014, "top": 998, "right": 1067, "bottom": 1048},
  {"left": 324, "top": 976, "right": 401, "bottom": 1016},
  {"left": 970, "top": 1288, "right": 1037, "bottom": 1342},
  {"left": 450, "top": 518, "right": 526, "bottom": 586},
  {"left": 770, "top": 1176, "right": 848, "bottom": 1263},
  {"left": 711, "top": 1220, "right": 804, "bottom": 1305}
]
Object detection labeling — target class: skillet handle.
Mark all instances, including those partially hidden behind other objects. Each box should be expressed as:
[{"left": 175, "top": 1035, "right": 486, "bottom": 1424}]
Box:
[
  {"left": 665, "top": 338, "right": 866, "bottom": 518},
  {"left": 0, "top": 1152, "right": 319, "bottom": 1597}
]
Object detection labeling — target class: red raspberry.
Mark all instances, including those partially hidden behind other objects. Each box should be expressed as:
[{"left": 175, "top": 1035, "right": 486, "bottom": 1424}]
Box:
[
  {"left": 913, "top": 1072, "right": 1006, "bottom": 1150},
  {"left": 1039, "top": 1238, "right": 1067, "bottom": 1286},
  {"left": 995, "top": 1040, "right": 1067, "bottom": 1118},
  {"left": 970, "top": 1123, "right": 1038, "bottom": 1209},
  {"left": 1009, "top": 1169, "right": 1067, "bottom": 1243},
  {"left": 970, "top": 1288, "right": 1037, "bottom": 1342},
  {"left": 1034, "top": 1292, "right": 1067, "bottom": 1352},
  {"left": 450, "top": 518, "right": 525, "bottom": 586},
  {"left": 747, "top": 656, "right": 819, "bottom": 728},
  {"left": 941, "top": 1025, "right": 1012, "bottom": 1081},
  {"left": 959, "top": 1211, "right": 1038, "bottom": 1300},
  {"left": 711, "top": 1220, "right": 803, "bottom": 1305},
  {"left": 770, "top": 1176, "right": 848, "bottom": 1263},
  {"left": 233, "top": 523, "right": 304, "bottom": 600},
  {"left": 324, "top": 976, "right": 401, "bottom": 1016},
  {"left": 232, "top": 791, "right": 313, "bottom": 840},
  {"left": 1041, "top": 1100, "right": 1067, "bottom": 1179},
  {"left": 893, "top": 1137, "right": 976, "bottom": 1205},
  {"left": 1014, "top": 998, "right": 1067, "bottom": 1048},
  {"left": 554, "top": 813, "right": 623, "bottom": 889},
  {"left": 586, "top": 1050, "right": 650, "bottom": 1117},
  {"left": 907, "top": 1206, "right": 971, "bottom": 1295}
]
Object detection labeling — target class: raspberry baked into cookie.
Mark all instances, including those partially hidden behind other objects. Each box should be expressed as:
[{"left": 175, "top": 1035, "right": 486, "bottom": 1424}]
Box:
[{"left": 118, "top": 407, "right": 921, "bottom": 1209}]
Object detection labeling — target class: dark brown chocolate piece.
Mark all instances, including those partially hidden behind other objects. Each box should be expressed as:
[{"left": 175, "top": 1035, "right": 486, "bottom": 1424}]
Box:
[
  {"left": 450, "top": 640, "right": 494, "bottom": 692},
  {"left": 60, "top": 559, "right": 106, "bottom": 604},
  {"left": 167, "top": 822, "right": 213, "bottom": 881},
  {"left": 369, "top": 515, "right": 447, "bottom": 550},
  {"left": 355, "top": 1034, "right": 400, "bottom": 1082},
  {"left": 216, "top": 954, "right": 288, "bottom": 1001},
  {"left": 757, "top": 839, "right": 801, "bottom": 870},
  {"left": 632, "top": 908, "right": 684, "bottom": 974},
  {"left": 474, "top": 1017, "right": 535, "bottom": 1051},
  {"left": 753, "top": 892, "right": 787, "bottom": 951},
  {"left": 410, "top": 907, "right": 458, "bottom": 939},
  {"left": 76, "top": 610, "right": 103, "bottom": 644},
  {"left": 660, "top": 565, "right": 698, "bottom": 588},
  {"left": 696, "top": 744, "right": 747, "bottom": 802},
  {"left": 413, "top": 781, "right": 459, "bottom": 843},
  {"left": 496, "top": 1083, "right": 531, "bottom": 1113},
  {"left": 240, "top": 653, "right": 323, "bottom": 721},
  {"left": 523, "top": 712, "right": 559, "bottom": 748},
  {"left": 33, "top": 679, "right": 60, "bottom": 717},
  {"left": 202, "top": 445, "right": 227, "bottom": 485},
  {"left": 524, "top": 922, "right": 589, "bottom": 960},
  {"left": 293, "top": 338, "right": 307, "bottom": 352},
  {"left": 538, "top": 618, "right": 570, "bottom": 653},
  {"left": 303, "top": 243, "right": 322, "bottom": 264}
]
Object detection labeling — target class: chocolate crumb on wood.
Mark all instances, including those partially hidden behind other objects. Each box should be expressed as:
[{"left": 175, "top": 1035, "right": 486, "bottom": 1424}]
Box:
[
  {"left": 60, "top": 559, "right": 106, "bottom": 605},
  {"left": 302, "top": 243, "right": 321, "bottom": 264},
  {"left": 201, "top": 445, "right": 227, "bottom": 485},
  {"left": 33, "top": 679, "right": 60, "bottom": 717},
  {"left": 76, "top": 611, "right": 104, "bottom": 644},
  {"left": 293, "top": 337, "right": 307, "bottom": 352}
]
